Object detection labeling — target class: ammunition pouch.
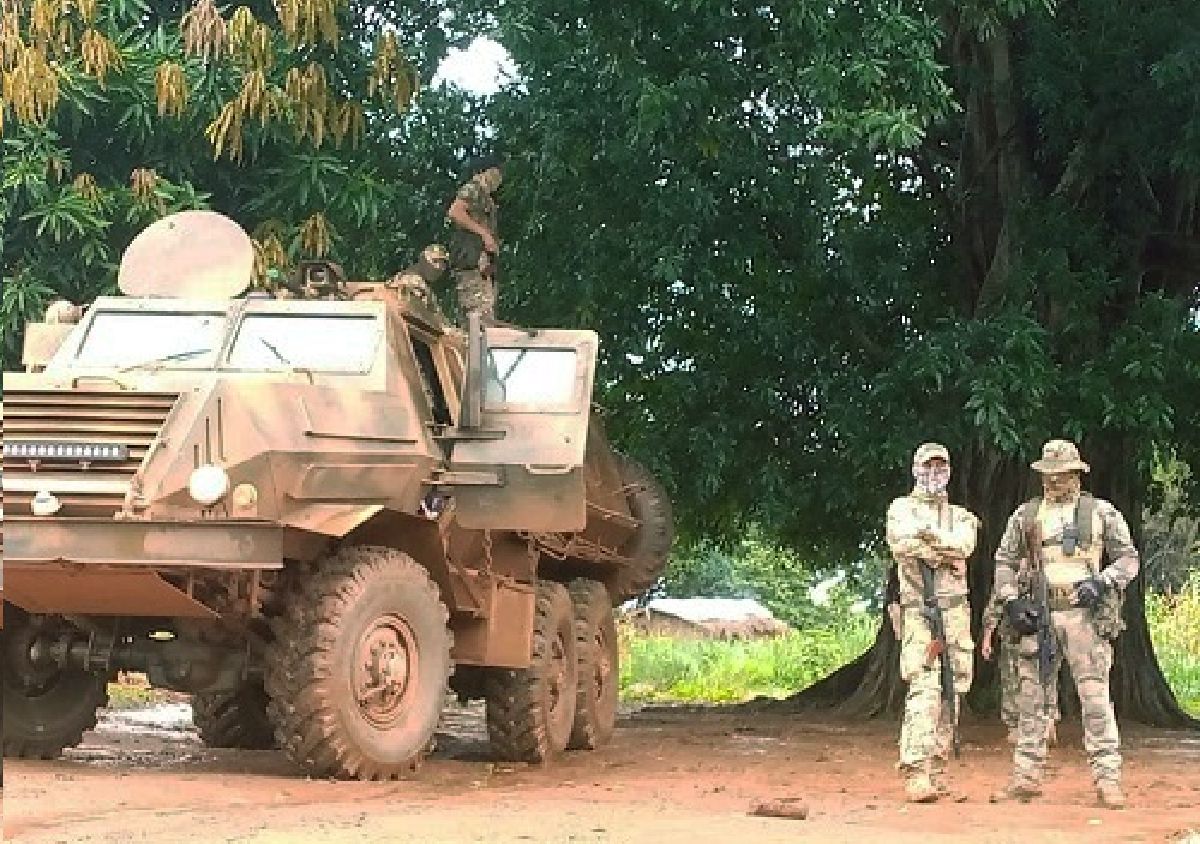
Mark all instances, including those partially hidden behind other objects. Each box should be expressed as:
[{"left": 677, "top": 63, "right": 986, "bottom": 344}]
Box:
[
  {"left": 1092, "top": 586, "right": 1126, "bottom": 641},
  {"left": 1046, "top": 584, "right": 1076, "bottom": 612}
]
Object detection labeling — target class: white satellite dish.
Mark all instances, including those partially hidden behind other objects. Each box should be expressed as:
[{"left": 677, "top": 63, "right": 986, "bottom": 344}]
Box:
[{"left": 118, "top": 210, "right": 254, "bottom": 299}]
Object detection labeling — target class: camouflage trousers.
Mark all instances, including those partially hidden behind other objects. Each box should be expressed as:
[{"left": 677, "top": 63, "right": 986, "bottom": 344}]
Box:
[
  {"left": 453, "top": 269, "right": 496, "bottom": 323},
  {"left": 1012, "top": 608, "right": 1120, "bottom": 785},
  {"left": 998, "top": 635, "right": 1059, "bottom": 729},
  {"left": 898, "top": 603, "right": 973, "bottom": 769}
]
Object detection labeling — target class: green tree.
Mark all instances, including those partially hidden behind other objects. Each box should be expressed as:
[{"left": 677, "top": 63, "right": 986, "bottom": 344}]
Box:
[
  {"left": 481, "top": 0, "right": 1200, "bottom": 724},
  {"left": 1, "top": 0, "right": 484, "bottom": 365}
]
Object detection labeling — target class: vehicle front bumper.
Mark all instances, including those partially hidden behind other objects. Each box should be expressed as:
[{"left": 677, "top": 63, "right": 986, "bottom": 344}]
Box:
[{"left": 3, "top": 517, "right": 284, "bottom": 569}]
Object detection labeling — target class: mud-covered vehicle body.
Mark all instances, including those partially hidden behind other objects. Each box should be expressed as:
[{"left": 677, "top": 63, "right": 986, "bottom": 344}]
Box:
[{"left": 1, "top": 212, "right": 672, "bottom": 779}]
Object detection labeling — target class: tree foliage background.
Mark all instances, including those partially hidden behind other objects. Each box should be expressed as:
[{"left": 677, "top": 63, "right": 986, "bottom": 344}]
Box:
[{"left": 3, "top": 0, "right": 1199, "bottom": 722}]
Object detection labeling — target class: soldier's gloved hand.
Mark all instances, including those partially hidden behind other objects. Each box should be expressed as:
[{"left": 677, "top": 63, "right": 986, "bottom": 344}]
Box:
[
  {"left": 1004, "top": 597, "right": 1041, "bottom": 636},
  {"left": 1072, "top": 576, "right": 1106, "bottom": 609}
]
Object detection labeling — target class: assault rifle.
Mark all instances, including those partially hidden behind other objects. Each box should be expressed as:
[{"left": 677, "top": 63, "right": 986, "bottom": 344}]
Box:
[
  {"left": 1024, "top": 514, "right": 1058, "bottom": 714},
  {"left": 919, "top": 562, "right": 960, "bottom": 758}
]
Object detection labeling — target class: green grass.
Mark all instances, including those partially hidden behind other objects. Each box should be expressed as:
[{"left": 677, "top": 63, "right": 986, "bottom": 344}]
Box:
[
  {"left": 619, "top": 579, "right": 1200, "bottom": 713},
  {"left": 1148, "top": 576, "right": 1200, "bottom": 717},
  {"left": 619, "top": 616, "right": 876, "bottom": 704}
]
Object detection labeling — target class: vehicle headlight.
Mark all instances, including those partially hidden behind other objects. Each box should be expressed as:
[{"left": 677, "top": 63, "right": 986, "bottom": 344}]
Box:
[{"left": 188, "top": 465, "right": 230, "bottom": 506}]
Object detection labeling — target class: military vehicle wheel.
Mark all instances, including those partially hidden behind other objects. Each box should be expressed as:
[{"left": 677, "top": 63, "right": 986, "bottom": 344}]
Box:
[
  {"left": 265, "top": 546, "right": 452, "bottom": 780},
  {"left": 192, "top": 677, "right": 276, "bottom": 750},
  {"left": 486, "top": 580, "right": 579, "bottom": 763},
  {"left": 606, "top": 454, "right": 675, "bottom": 603},
  {"left": 2, "top": 616, "right": 109, "bottom": 759},
  {"left": 567, "top": 579, "right": 618, "bottom": 750}
]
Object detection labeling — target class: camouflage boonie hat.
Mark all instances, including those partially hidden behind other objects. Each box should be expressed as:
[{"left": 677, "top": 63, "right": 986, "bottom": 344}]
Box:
[
  {"left": 1031, "top": 439, "right": 1090, "bottom": 474},
  {"left": 422, "top": 243, "right": 449, "bottom": 264},
  {"left": 913, "top": 442, "right": 950, "bottom": 465}
]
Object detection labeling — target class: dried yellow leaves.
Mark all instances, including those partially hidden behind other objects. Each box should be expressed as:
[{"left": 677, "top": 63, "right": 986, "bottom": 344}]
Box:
[
  {"left": 368, "top": 29, "right": 418, "bottom": 111},
  {"left": 155, "top": 60, "right": 188, "bottom": 117},
  {"left": 73, "top": 171, "right": 100, "bottom": 201},
  {"left": 79, "top": 28, "right": 121, "bottom": 85},
  {"left": 251, "top": 228, "right": 289, "bottom": 288},
  {"left": 130, "top": 167, "right": 158, "bottom": 200},
  {"left": 274, "top": 0, "right": 339, "bottom": 49},
  {"left": 299, "top": 212, "right": 332, "bottom": 257},
  {"left": 3, "top": 44, "right": 59, "bottom": 125},
  {"left": 181, "top": 0, "right": 227, "bottom": 63},
  {"left": 229, "top": 7, "right": 273, "bottom": 71}
]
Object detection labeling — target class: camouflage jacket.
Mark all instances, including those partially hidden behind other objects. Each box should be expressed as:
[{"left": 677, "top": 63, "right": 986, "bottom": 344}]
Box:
[
  {"left": 886, "top": 491, "right": 979, "bottom": 606},
  {"left": 447, "top": 177, "right": 498, "bottom": 269}
]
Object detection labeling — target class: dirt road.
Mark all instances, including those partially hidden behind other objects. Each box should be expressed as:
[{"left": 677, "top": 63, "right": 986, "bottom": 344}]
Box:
[{"left": 3, "top": 701, "right": 1198, "bottom": 843}]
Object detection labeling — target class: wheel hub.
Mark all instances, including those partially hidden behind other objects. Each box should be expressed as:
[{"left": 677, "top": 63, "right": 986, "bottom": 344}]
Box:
[{"left": 353, "top": 615, "right": 418, "bottom": 727}]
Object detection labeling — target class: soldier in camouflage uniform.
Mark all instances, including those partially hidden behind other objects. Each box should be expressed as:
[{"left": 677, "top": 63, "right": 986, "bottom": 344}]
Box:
[
  {"left": 387, "top": 244, "right": 450, "bottom": 311},
  {"left": 446, "top": 155, "right": 503, "bottom": 323},
  {"left": 886, "top": 442, "right": 979, "bottom": 803},
  {"left": 980, "top": 585, "right": 1059, "bottom": 744},
  {"left": 990, "top": 440, "right": 1139, "bottom": 810}
]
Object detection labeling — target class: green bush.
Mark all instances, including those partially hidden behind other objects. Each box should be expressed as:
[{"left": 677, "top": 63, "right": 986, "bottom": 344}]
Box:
[
  {"left": 1148, "top": 573, "right": 1200, "bottom": 716},
  {"left": 619, "top": 617, "right": 875, "bottom": 703}
]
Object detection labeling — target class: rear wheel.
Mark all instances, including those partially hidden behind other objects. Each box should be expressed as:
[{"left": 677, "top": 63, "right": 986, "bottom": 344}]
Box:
[
  {"left": 2, "top": 615, "right": 108, "bottom": 759},
  {"left": 486, "top": 580, "right": 578, "bottom": 763},
  {"left": 264, "top": 546, "right": 452, "bottom": 780},
  {"left": 192, "top": 677, "right": 276, "bottom": 750},
  {"left": 567, "top": 579, "right": 619, "bottom": 750}
]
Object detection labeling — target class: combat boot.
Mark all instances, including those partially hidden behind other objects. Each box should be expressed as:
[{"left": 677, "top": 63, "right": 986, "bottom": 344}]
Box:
[
  {"left": 1096, "top": 781, "right": 1126, "bottom": 810},
  {"left": 905, "top": 772, "right": 939, "bottom": 803},
  {"left": 929, "top": 760, "right": 968, "bottom": 803},
  {"left": 989, "top": 778, "right": 1042, "bottom": 803}
]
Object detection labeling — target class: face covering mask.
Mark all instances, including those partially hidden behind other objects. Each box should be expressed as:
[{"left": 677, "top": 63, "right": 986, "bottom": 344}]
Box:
[
  {"left": 1042, "top": 472, "right": 1081, "bottom": 503},
  {"left": 913, "top": 463, "right": 950, "bottom": 497}
]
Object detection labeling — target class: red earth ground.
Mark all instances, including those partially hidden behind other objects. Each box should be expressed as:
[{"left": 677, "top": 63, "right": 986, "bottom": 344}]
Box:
[{"left": 3, "top": 700, "right": 1198, "bottom": 843}]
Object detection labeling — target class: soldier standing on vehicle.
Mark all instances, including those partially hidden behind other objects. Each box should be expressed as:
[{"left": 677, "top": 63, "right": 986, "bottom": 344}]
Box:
[
  {"left": 980, "top": 583, "right": 1060, "bottom": 745},
  {"left": 989, "top": 439, "right": 1139, "bottom": 809},
  {"left": 886, "top": 442, "right": 979, "bottom": 803},
  {"left": 446, "top": 155, "right": 503, "bottom": 323}
]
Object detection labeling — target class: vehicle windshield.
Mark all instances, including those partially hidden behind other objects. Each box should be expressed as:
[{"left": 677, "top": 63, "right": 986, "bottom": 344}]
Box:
[
  {"left": 74, "top": 311, "right": 227, "bottom": 369},
  {"left": 226, "top": 313, "right": 382, "bottom": 372}
]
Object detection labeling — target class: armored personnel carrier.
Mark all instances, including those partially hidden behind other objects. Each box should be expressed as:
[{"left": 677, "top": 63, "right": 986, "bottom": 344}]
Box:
[{"left": 1, "top": 211, "right": 673, "bottom": 779}]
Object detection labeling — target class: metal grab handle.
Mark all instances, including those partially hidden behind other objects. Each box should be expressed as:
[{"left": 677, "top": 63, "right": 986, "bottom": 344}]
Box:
[
  {"left": 523, "top": 464, "right": 574, "bottom": 475},
  {"left": 70, "top": 375, "right": 129, "bottom": 389}
]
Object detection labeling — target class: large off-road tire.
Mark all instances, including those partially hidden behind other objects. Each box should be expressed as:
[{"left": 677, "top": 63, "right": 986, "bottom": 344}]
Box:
[
  {"left": 264, "top": 546, "right": 452, "bottom": 780},
  {"left": 606, "top": 454, "right": 675, "bottom": 603},
  {"left": 2, "top": 618, "right": 109, "bottom": 759},
  {"left": 486, "top": 580, "right": 579, "bottom": 763},
  {"left": 567, "top": 579, "right": 619, "bottom": 750},
  {"left": 192, "top": 677, "right": 276, "bottom": 750}
]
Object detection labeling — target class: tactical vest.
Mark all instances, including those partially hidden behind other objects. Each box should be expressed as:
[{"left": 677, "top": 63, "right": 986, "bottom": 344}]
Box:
[
  {"left": 1020, "top": 494, "right": 1101, "bottom": 588},
  {"left": 1019, "top": 494, "right": 1126, "bottom": 639}
]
